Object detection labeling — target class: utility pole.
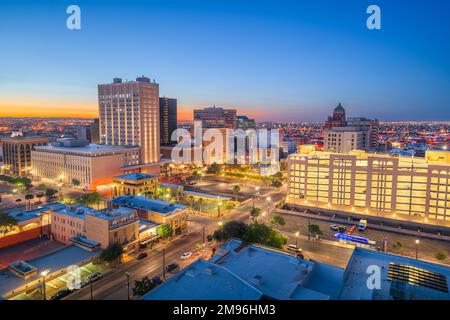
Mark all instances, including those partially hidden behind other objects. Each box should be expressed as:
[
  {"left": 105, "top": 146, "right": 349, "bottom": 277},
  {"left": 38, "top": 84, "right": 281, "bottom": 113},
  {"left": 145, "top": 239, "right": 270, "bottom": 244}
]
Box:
[
  {"left": 125, "top": 272, "right": 131, "bottom": 300},
  {"left": 202, "top": 226, "right": 205, "bottom": 244},
  {"left": 162, "top": 248, "right": 166, "bottom": 279}
]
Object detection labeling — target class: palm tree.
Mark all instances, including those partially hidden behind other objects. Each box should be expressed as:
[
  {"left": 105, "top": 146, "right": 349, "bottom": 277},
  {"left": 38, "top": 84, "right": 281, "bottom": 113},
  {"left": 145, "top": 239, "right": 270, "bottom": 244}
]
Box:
[
  {"left": 250, "top": 206, "right": 262, "bottom": 222},
  {"left": 232, "top": 185, "right": 240, "bottom": 203},
  {"left": 188, "top": 196, "right": 195, "bottom": 214},
  {"left": 197, "top": 198, "right": 205, "bottom": 215}
]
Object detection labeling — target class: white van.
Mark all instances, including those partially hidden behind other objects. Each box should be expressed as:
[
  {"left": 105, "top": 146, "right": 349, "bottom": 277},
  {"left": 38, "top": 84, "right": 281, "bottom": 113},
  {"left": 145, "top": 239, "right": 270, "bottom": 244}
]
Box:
[{"left": 358, "top": 219, "right": 368, "bottom": 231}]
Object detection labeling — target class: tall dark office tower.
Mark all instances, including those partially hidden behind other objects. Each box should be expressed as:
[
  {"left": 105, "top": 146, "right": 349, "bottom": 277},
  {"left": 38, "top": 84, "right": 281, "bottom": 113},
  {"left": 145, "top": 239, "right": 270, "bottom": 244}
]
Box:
[
  {"left": 90, "top": 118, "right": 100, "bottom": 143},
  {"left": 98, "top": 76, "right": 160, "bottom": 164},
  {"left": 159, "top": 97, "right": 177, "bottom": 145}
]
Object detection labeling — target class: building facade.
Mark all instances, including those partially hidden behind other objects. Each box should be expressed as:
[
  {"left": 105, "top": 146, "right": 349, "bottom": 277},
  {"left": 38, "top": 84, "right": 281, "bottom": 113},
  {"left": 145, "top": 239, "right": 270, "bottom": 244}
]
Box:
[
  {"left": 31, "top": 139, "right": 140, "bottom": 190},
  {"left": 98, "top": 77, "right": 160, "bottom": 164},
  {"left": 159, "top": 97, "right": 177, "bottom": 145},
  {"left": 112, "top": 173, "right": 159, "bottom": 197},
  {"left": 323, "top": 127, "right": 365, "bottom": 153},
  {"left": 112, "top": 195, "right": 188, "bottom": 234},
  {"left": 1, "top": 136, "right": 48, "bottom": 176},
  {"left": 287, "top": 148, "right": 450, "bottom": 221},
  {"left": 193, "top": 106, "right": 237, "bottom": 129},
  {"left": 90, "top": 118, "right": 100, "bottom": 144}
]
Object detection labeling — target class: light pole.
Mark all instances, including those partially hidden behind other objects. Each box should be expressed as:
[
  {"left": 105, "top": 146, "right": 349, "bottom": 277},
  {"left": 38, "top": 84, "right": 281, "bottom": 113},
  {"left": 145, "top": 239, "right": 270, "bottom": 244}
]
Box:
[
  {"left": 266, "top": 197, "right": 271, "bottom": 214},
  {"left": 162, "top": 249, "right": 166, "bottom": 280},
  {"left": 125, "top": 272, "right": 131, "bottom": 300},
  {"left": 90, "top": 277, "right": 93, "bottom": 300},
  {"left": 41, "top": 269, "right": 49, "bottom": 300},
  {"left": 295, "top": 231, "right": 299, "bottom": 249},
  {"left": 415, "top": 239, "right": 420, "bottom": 259}
]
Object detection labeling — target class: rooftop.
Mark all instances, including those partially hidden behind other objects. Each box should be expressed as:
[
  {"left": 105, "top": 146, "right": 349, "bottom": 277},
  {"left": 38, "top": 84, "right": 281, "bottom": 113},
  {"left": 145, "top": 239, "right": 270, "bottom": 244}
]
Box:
[
  {"left": 0, "top": 245, "right": 99, "bottom": 297},
  {"left": 216, "top": 241, "right": 343, "bottom": 300},
  {"left": 142, "top": 259, "right": 263, "bottom": 300},
  {"left": 182, "top": 190, "right": 232, "bottom": 201},
  {"left": 114, "top": 173, "right": 159, "bottom": 181},
  {"left": 112, "top": 195, "right": 185, "bottom": 214},
  {"left": 34, "top": 143, "right": 139, "bottom": 154},
  {"left": 340, "top": 248, "right": 450, "bottom": 300},
  {"left": 8, "top": 203, "right": 66, "bottom": 223},
  {"left": 52, "top": 203, "right": 97, "bottom": 219}
]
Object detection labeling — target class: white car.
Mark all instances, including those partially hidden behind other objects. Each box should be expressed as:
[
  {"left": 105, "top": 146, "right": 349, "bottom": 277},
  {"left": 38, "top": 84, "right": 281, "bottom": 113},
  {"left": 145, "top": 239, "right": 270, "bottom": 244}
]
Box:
[{"left": 180, "top": 252, "right": 192, "bottom": 260}]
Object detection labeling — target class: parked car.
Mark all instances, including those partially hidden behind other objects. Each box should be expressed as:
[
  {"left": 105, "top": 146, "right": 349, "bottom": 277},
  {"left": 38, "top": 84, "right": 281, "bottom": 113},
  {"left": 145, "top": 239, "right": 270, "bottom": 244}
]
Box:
[
  {"left": 180, "top": 252, "right": 192, "bottom": 260},
  {"left": 330, "top": 224, "right": 339, "bottom": 231},
  {"left": 338, "top": 226, "right": 347, "bottom": 233},
  {"left": 152, "top": 276, "right": 163, "bottom": 285},
  {"left": 51, "top": 288, "right": 73, "bottom": 300},
  {"left": 87, "top": 272, "right": 102, "bottom": 283},
  {"left": 166, "top": 263, "right": 179, "bottom": 273},
  {"left": 287, "top": 244, "right": 302, "bottom": 253},
  {"left": 137, "top": 252, "right": 148, "bottom": 260}
]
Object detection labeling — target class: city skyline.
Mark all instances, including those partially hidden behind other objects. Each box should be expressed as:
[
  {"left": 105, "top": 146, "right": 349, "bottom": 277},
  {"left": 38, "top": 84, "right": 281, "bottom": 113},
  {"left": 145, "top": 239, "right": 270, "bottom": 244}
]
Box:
[{"left": 0, "top": 0, "right": 450, "bottom": 121}]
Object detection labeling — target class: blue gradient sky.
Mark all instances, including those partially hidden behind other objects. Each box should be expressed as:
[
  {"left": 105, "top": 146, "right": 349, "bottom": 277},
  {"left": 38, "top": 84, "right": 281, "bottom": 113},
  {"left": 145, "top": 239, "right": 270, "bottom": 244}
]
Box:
[{"left": 0, "top": 0, "right": 449, "bottom": 121}]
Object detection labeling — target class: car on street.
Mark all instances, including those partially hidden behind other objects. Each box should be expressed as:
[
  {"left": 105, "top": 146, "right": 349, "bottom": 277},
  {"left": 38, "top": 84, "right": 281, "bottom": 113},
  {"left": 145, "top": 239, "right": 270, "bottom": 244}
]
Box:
[
  {"left": 152, "top": 276, "right": 163, "bottom": 285},
  {"left": 51, "top": 288, "right": 73, "bottom": 300},
  {"left": 180, "top": 252, "right": 192, "bottom": 260},
  {"left": 86, "top": 272, "right": 102, "bottom": 283},
  {"left": 166, "top": 263, "right": 180, "bottom": 273},
  {"left": 287, "top": 244, "right": 302, "bottom": 253},
  {"left": 330, "top": 224, "right": 339, "bottom": 231},
  {"left": 137, "top": 252, "right": 148, "bottom": 260}
]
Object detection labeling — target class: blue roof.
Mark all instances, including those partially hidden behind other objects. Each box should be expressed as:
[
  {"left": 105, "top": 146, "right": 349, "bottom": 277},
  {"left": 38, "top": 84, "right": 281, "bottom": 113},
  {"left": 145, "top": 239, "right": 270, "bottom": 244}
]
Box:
[
  {"left": 160, "top": 182, "right": 183, "bottom": 189},
  {"left": 340, "top": 248, "right": 450, "bottom": 300},
  {"left": 114, "top": 173, "right": 159, "bottom": 181},
  {"left": 112, "top": 195, "right": 185, "bottom": 214},
  {"left": 52, "top": 203, "right": 96, "bottom": 219},
  {"left": 0, "top": 245, "right": 99, "bottom": 296},
  {"left": 142, "top": 259, "right": 263, "bottom": 300},
  {"left": 216, "top": 241, "right": 344, "bottom": 300},
  {"left": 7, "top": 203, "right": 66, "bottom": 223},
  {"left": 182, "top": 190, "right": 232, "bottom": 201}
]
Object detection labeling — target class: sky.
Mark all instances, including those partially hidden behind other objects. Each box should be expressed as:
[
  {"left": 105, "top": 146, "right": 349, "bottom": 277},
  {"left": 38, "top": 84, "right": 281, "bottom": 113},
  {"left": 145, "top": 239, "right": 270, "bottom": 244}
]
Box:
[{"left": 0, "top": 0, "right": 449, "bottom": 121}]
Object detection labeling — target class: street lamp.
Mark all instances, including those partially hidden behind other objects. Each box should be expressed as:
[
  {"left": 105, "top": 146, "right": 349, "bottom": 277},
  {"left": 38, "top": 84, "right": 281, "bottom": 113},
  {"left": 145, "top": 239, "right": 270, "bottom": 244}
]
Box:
[
  {"left": 41, "top": 269, "right": 49, "bottom": 300},
  {"left": 295, "top": 231, "right": 300, "bottom": 249},
  {"left": 266, "top": 197, "right": 271, "bottom": 213},
  {"left": 415, "top": 239, "right": 420, "bottom": 259},
  {"left": 125, "top": 272, "right": 131, "bottom": 300}
]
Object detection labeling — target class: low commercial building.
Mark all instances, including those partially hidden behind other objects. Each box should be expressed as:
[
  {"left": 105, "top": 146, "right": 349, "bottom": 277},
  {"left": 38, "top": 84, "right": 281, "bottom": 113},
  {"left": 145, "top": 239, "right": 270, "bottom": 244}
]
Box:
[
  {"left": 112, "top": 173, "right": 159, "bottom": 197},
  {"left": 287, "top": 148, "right": 450, "bottom": 222},
  {"left": 31, "top": 138, "right": 140, "bottom": 190},
  {"left": 1, "top": 136, "right": 48, "bottom": 176},
  {"left": 111, "top": 195, "right": 187, "bottom": 234},
  {"left": 143, "top": 239, "right": 450, "bottom": 300},
  {"left": 143, "top": 239, "right": 343, "bottom": 300},
  {"left": 1, "top": 203, "right": 65, "bottom": 249}
]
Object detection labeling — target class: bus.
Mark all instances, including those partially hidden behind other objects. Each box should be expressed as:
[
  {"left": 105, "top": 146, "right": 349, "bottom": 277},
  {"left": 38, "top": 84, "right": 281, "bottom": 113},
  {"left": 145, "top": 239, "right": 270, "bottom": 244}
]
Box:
[{"left": 334, "top": 233, "right": 376, "bottom": 248}]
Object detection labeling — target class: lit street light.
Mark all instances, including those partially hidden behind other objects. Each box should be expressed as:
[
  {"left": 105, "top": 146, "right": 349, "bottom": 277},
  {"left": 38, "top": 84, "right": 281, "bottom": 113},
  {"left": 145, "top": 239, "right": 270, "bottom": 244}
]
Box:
[
  {"left": 41, "top": 269, "right": 49, "bottom": 300},
  {"left": 266, "top": 197, "right": 271, "bottom": 213},
  {"left": 125, "top": 272, "right": 131, "bottom": 300},
  {"left": 295, "top": 231, "right": 300, "bottom": 249},
  {"left": 415, "top": 239, "right": 420, "bottom": 259}
]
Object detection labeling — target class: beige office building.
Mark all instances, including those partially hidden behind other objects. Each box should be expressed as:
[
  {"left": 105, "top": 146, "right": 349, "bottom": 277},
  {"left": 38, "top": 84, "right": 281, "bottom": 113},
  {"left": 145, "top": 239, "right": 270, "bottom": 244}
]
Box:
[
  {"left": 287, "top": 147, "right": 450, "bottom": 222},
  {"left": 98, "top": 76, "right": 160, "bottom": 164},
  {"left": 324, "top": 127, "right": 364, "bottom": 153},
  {"left": 1, "top": 136, "right": 48, "bottom": 176},
  {"left": 31, "top": 140, "right": 140, "bottom": 190}
]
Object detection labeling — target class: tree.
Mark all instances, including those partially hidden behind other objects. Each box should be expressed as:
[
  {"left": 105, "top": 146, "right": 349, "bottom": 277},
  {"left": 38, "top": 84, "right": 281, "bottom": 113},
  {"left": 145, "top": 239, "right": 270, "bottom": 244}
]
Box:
[
  {"left": 207, "top": 162, "right": 221, "bottom": 175},
  {"left": 188, "top": 195, "right": 195, "bottom": 214},
  {"left": 72, "top": 179, "right": 81, "bottom": 186},
  {"left": 435, "top": 252, "right": 448, "bottom": 262},
  {"left": 242, "top": 222, "right": 287, "bottom": 249},
  {"left": 197, "top": 198, "right": 205, "bottom": 215},
  {"left": 250, "top": 206, "right": 262, "bottom": 222},
  {"left": 157, "top": 224, "right": 174, "bottom": 239},
  {"left": 133, "top": 276, "right": 156, "bottom": 296},
  {"left": 45, "top": 188, "right": 58, "bottom": 199},
  {"left": 37, "top": 184, "right": 47, "bottom": 190},
  {"left": 0, "top": 214, "right": 17, "bottom": 236},
  {"left": 270, "top": 215, "right": 285, "bottom": 230},
  {"left": 36, "top": 192, "right": 44, "bottom": 199},
  {"left": 393, "top": 241, "right": 404, "bottom": 255},
  {"left": 308, "top": 224, "right": 323, "bottom": 239},
  {"left": 194, "top": 243, "right": 203, "bottom": 252},
  {"left": 212, "top": 220, "right": 248, "bottom": 241},
  {"left": 24, "top": 194, "right": 34, "bottom": 200},
  {"left": 79, "top": 192, "right": 102, "bottom": 208},
  {"left": 232, "top": 185, "right": 241, "bottom": 202},
  {"left": 100, "top": 242, "right": 123, "bottom": 263},
  {"left": 271, "top": 179, "right": 283, "bottom": 189}
]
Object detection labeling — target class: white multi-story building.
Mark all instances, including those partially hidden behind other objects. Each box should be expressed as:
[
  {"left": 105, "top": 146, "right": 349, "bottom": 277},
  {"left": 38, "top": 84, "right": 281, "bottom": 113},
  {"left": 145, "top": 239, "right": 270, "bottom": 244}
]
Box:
[
  {"left": 31, "top": 139, "right": 140, "bottom": 190},
  {"left": 287, "top": 147, "right": 450, "bottom": 222},
  {"left": 98, "top": 76, "right": 160, "bottom": 164}
]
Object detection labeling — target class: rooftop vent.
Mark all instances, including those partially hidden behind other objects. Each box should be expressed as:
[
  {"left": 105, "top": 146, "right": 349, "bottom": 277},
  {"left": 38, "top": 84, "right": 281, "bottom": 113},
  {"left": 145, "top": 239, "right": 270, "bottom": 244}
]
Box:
[{"left": 113, "top": 77, "right": 122, "bottom": 84}]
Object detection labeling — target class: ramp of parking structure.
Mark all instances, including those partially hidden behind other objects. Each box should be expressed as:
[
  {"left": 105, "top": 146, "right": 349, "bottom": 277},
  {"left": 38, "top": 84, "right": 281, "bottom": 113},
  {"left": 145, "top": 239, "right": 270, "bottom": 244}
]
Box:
[{"left": 276, "top": 207, "right": 450, "bottom": 242}]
